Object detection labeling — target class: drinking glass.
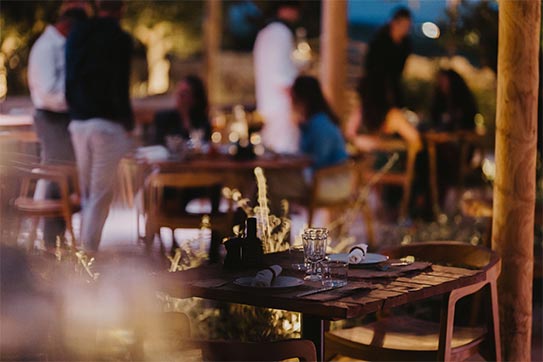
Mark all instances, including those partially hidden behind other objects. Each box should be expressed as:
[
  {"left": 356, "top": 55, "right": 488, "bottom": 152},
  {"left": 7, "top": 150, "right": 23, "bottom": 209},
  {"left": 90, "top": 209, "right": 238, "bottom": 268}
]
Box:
[
  {"left": 321, "top": 259, "right": 348, "bottom": 287},
  {"left": 302, "top": 228, "right": 328, "bottom": 281}
]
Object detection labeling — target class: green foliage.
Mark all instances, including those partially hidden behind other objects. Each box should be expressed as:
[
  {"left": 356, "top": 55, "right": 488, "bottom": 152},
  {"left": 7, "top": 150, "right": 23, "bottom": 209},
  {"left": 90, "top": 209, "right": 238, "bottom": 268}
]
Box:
[{"left": 439, "top": 0, "right": 499, "bottom": 72}]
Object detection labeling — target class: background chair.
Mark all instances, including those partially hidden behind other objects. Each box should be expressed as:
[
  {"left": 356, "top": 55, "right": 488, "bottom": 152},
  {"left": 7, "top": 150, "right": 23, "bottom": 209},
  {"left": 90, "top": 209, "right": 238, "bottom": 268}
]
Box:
[
  {"left": 357, "top": 135, "right": 419, "bottom": 221},
  {"left": 325, "top": 241, "right": 501, "bottom": 361},
  {"left": 144, "top": 169, "right": 235, "bottom": 256},
  {"left": 13, "top": 164, "right": 80, "bottom": 250}
]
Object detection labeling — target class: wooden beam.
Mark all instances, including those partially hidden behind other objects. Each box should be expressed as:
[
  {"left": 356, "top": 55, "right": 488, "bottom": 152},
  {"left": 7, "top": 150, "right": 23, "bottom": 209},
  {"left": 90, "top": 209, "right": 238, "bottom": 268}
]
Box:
[
  {"left": 320, "top": 0, "right": 348, "bottom": 119},
  {"left": 204, "top": 0, "right": 221, "bottom": 106},
  {"left": 492, "top": 1, "right": 541, "bottom": 361}
]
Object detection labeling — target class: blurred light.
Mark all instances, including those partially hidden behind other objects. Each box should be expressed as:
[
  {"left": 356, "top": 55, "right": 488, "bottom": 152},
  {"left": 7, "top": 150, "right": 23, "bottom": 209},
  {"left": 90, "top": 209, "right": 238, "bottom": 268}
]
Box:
[
  {"left": 250, "top": 133, "right": 261, "bottom": 145},
  {"left": 465, "top": 32, "right": 480, "bottom": 46},
  {"left": 211, "top": 131, "right": 222, "bottom": 144},
  {"left": 254, "top": 145, "right": 265, "bottom": 156},
  {"left": 482, "top": 158, "right": 496, "bottom": 182},
  {"left": 421, "top": 22, "right": 440, "bottom": 39},
  {"left": 228, "top": 132, "right": 239, "bottom": 143}
]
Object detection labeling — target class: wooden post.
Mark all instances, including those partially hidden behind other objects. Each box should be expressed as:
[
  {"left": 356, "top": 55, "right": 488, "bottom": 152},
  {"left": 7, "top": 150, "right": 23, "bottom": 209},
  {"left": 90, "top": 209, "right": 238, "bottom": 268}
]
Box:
[
  {"left": 204, "top": 0, "right": 221, "bottom": 106},
  {"left": 320, "top": 0, "right": 348, "bottom": 119},
  {"left": 492, "top": 1, "right": 541, "bottom": 361}
]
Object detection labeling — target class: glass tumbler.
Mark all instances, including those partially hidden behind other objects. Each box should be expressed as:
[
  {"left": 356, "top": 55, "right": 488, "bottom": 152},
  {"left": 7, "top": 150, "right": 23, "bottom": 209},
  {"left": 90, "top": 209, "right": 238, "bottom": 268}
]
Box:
[{"left": 302, "top": 228, "right": 328, "bottom": 281}]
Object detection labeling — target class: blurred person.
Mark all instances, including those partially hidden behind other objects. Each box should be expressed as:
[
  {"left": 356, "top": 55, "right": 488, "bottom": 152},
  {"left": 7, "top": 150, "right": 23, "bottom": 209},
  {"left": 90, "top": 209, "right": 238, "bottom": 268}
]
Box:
[
  {"left": 152, "top": 75, "right": 212, "bottom": 146},
  {"left": 151, "top": 75, "right": 220, "bottom": 214},
  {"left": 267, "top": 76, "right": 348, "bottom": 210},
  {"left": 430, "top": 69, "right": 478, "bottom": 132},
  {"left": 27, "top": 5, "right": 87, "bottom": 248},
  {"left": 253, "top": 0, "right": 301, "bottom": 154},
  {"left": 66, "top": 0, "right": 133, "bottom": 252},
  {"left": 346, "top": 7, "right": 421, "bottom": 152}
]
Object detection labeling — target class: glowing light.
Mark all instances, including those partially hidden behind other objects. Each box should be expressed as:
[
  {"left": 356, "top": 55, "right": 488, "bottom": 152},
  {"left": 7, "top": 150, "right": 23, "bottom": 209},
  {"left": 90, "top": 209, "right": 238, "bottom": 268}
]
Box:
[
  {"left": 211, "top": 131, "right": 222, "bottom": 144},
  {"left": 421, "top": 22, "right": 440, "bottom": 39},
  {"left": 228, "top": 132, "right": 239, "bottom": 143},
  {"left": 482, "top": 158, "right": 496, "bottom": 182},
  {"left": 250, "top": 133, "right": 261, "bottom": 145}
]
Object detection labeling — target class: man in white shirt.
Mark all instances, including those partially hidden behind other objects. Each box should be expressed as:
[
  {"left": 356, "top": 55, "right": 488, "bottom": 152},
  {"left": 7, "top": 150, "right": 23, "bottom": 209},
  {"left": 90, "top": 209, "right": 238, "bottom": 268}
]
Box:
[
  {"left": 253, "top": 1, "right": 301, "bottom": 154},
  {"left": 27, "top": 6, "right": 87, "bottom": 248}
]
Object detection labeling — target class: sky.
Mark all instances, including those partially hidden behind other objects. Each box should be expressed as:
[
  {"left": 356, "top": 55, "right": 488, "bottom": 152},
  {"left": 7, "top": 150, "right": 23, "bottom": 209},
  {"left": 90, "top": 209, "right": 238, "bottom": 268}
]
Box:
[{"left": 348, "top": 0, "right": 451, "bottom": 25}]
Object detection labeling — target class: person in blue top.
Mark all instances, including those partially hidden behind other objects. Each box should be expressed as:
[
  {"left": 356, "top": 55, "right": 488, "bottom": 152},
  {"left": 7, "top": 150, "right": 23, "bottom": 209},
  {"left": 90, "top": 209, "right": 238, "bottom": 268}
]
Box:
[
  {"left": 266, "top": 75, "right": 348, "bottom": 214},
  {"left": 292, "top": 76, "right": 348, "bottom": 171}
]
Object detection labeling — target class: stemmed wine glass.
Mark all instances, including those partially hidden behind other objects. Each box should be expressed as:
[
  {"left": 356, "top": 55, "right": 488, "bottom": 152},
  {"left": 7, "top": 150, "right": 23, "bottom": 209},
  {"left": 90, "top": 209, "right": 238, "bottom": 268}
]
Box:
[{"left": 302, "top": 228, "right": 328, "bottom": 281}]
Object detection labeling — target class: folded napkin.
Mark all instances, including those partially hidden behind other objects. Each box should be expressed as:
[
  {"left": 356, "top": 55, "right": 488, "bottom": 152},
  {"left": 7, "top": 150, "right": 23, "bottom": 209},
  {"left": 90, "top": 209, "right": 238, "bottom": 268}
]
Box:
[
  {"left": 251, "top": 265, "right": 282, "bottom": 287},
  {"left": 136, "top": 145, "right": 169, "bottom": 161},
  {"left": 349, "top": 243, "right": 368, "bottom": 264}
]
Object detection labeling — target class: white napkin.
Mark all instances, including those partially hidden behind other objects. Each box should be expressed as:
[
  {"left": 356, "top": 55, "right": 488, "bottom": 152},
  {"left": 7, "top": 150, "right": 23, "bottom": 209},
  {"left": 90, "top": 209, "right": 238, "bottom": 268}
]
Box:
[
  {"left": 348, "top": 243, "right": 368, "bottom": 264},
  {"left": 251, "top": 265, "right": 282, "bottom": 287},
  {"left": 136, "top": 145, "right": 169, "bottom": 161}
]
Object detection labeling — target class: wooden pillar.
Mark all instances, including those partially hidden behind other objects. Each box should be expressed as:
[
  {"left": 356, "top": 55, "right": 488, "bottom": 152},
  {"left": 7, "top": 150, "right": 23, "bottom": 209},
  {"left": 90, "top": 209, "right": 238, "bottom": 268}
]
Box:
[
  {"left": 204, "top": 0, "right": 221, "bottom": 106},
  {"left": 320, "top": 0, "right": 348, "bottom": 119},
  {"left": 492, "top": 1, "right": 541, "bottom": 361}
]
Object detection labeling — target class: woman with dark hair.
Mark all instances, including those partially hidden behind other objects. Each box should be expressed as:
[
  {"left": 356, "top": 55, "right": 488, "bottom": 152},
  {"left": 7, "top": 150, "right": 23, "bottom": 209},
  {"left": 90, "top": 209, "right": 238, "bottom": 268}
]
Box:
[
  {"left": 153, "top": 75, "right": 212, "bottom": 145},
  {"left": 430, "top": 69, "right": 478, "bottom": 131},
  {"left": 291, "top": 76, "right": 347, "bottom": 170},
  {"left": 267, "top": 76, "right": 348, "bottom": 212}
]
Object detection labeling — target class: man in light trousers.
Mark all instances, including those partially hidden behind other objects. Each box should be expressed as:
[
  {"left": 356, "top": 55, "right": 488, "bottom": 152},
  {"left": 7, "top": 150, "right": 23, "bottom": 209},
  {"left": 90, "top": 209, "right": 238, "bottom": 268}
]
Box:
[{"left": 66, "top": 0, "right": 133, "bottom": 252}]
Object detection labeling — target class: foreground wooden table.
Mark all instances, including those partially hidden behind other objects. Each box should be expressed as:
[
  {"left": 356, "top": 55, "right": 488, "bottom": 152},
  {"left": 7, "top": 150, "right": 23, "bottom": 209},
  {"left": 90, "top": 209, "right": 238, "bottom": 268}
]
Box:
[{"left": 156, "top": 250, "right": 487, "bottom": 360}]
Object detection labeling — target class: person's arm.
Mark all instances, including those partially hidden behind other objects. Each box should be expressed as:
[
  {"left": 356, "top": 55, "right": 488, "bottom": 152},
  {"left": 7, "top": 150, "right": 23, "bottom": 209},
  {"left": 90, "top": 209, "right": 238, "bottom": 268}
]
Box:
[{"left": 28, "top": 36, "right": 67, "bottom": 111}]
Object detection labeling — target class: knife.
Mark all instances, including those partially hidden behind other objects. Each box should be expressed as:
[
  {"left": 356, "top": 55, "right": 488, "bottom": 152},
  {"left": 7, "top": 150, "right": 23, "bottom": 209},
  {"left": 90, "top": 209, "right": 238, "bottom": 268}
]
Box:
[{"left": 296, "top": 286, "right": 340, "bottom": 297}]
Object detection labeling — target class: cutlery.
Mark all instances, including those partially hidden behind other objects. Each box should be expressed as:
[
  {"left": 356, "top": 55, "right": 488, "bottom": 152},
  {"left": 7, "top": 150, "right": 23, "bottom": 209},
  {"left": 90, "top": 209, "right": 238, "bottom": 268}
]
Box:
[{"left": 296, "top": 285, "right": 342, "bottom": 297}]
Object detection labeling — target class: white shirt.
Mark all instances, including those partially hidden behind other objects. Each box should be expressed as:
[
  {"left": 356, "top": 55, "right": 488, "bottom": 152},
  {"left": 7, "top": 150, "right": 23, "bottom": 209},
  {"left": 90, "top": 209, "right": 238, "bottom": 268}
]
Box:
[
  {"left": 253, "top": 22, "right": 299, "bottom": 154},
  {"left": 28, "top": 25, "right": 68, "bottom": 113}
]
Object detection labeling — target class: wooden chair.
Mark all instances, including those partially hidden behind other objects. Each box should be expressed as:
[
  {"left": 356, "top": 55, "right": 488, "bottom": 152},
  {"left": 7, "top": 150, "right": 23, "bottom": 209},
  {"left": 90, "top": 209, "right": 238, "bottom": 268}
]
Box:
[
  {"left": 308, "top": 159, "right": 375, "bottom": 246},
  {"left": 144, "top": 169, "right": 234, "bottom": 253},
  {"left": 325, "top": 242, "right": 501, "bottom": 362},
  {"left": 13, "top": 164, "right": 81, "bottom": 250},
  {"left": 357, "top": 135, "right": 419, "bottom": 221},
  {"left": 181, "top": 339, "right": 317, "bottom": 361}
]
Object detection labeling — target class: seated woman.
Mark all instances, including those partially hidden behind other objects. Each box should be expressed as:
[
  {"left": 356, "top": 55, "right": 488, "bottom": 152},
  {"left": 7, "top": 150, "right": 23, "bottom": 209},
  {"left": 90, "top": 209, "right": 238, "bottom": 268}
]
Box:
[
  {"left": 430, "top": 69, "right": 477, "bottom": 132},
  {"left": 267, "top": 76, "right": 348, "bottom": 211},
  {"left": 345, "top": 76, "right": 421, "bottom": 153},
  {"left": 153, "top": 75, "right": 212, "bottom": 146},
  {"left": 152, "top": 75, "right": 219, "bottom": 214},
  {"left": 429, "top": 69, "right": 479, "bottom": 208}
]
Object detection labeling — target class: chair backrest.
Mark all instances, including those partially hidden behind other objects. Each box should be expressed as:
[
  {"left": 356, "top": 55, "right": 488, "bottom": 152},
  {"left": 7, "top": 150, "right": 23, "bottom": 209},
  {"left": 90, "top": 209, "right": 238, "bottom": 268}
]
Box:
[
  {"left": 311, "top": 160, "right": 359, "bottom": 207},
  {"left": 381, "top": 241, "right": 500, "bottom": 276},
  {"left": 183, "top": 339, "right": 317, "bottom": 362}
]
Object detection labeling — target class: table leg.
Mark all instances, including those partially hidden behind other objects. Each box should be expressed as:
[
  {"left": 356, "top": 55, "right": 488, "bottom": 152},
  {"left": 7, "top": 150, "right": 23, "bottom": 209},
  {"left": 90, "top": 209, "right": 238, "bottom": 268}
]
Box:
[
  {"left": 427, "top": 141, "right": 441, "bottom": 218},
  {"left": 301, "top": 314, "right": 329, "bottom": 361}
]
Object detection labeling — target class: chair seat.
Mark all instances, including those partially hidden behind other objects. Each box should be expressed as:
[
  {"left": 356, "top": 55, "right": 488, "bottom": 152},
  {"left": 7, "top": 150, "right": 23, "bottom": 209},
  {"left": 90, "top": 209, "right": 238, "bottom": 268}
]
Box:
[
  {"left": 327, "top": 316, "right": 486, "bottom": 352},
  {"left": 14, "top": 196, "right": 80, "bottom": 215}
]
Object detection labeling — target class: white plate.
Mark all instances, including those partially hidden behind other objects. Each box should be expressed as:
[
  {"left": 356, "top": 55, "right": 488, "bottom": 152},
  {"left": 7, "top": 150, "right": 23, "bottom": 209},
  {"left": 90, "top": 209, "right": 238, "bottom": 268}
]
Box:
[
  {"left": 328, "top": 253, "right": 389, "bottom": 267},
  {"left": 233, "top": 276, "right": 304, "bottom": 289}
]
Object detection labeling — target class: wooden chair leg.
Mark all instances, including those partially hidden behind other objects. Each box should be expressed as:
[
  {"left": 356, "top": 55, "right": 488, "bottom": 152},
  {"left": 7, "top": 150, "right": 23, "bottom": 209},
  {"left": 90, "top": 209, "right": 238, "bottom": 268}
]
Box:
[
  {"left": 489, "top": 280, "right": 502, "bottom": 362},
  {"left": 437, "top": 292, "right": 455, "bottom": 361},
  {"left": 64, "top": 212, "right": 77, "bottom": 251}
]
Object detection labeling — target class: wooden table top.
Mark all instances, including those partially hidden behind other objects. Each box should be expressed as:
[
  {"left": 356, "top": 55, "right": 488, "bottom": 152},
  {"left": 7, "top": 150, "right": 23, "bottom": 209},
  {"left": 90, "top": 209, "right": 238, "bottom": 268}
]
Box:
[
  {"left": 148, "top": 153, "right": 312, "bottom": 172},
  {"left": 156, "top": 251, "right": 486, "bottom": 320}
]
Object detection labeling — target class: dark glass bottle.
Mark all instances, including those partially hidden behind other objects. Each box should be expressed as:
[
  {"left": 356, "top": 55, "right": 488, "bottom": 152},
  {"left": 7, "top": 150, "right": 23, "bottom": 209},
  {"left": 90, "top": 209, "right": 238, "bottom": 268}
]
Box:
[{"left": 242, "top": 217, "right": 264, "bottom": 268}]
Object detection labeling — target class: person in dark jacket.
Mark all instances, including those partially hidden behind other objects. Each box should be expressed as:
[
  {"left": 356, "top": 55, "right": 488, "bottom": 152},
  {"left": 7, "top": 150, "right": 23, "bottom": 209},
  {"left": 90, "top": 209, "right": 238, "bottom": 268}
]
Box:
[{"left": 66, "top": 0, "right": 133, "bottom": 252}]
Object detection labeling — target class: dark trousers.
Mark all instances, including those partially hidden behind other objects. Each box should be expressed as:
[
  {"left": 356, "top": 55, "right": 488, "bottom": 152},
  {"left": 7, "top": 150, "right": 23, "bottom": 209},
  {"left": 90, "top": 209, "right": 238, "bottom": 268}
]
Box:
[{"left": 33, "top": 109, "right": 75, "bottom": 246}]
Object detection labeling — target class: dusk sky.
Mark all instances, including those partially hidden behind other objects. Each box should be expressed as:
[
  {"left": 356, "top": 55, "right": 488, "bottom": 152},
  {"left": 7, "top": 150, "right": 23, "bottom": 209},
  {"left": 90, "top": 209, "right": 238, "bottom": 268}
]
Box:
[{"left": 348, "top": 0, "right": 451, "bottom": 24}]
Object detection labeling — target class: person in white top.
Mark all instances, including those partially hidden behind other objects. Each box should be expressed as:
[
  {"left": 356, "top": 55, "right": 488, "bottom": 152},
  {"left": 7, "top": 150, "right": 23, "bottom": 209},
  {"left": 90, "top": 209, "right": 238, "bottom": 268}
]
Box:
[
  {"left": 253, "top": 1, "right": 301, "bottom": 154},
  {"left": 27, "top": 5, "right": 87, "bottom": 248}
]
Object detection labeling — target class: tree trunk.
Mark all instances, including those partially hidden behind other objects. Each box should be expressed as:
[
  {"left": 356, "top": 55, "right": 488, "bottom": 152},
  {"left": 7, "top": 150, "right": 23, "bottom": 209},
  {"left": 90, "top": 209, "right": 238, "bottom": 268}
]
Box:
[
  {"left": 320, "top": 0, "right": 347, "bottom": 119},
  {"left": 492, "top": 1, "right": 541, "bottom": 361},
  {"left": 204, "top": 0, "right": 222, "bottom": 107}
]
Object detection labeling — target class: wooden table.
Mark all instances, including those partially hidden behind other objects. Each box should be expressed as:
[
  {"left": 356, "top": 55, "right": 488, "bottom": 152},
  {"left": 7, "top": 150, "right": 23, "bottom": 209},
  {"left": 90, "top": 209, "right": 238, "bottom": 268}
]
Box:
[
  {"left": 424, "top": 130, "right": 485, "bottom": 217},
  {"left": 156, "top": 250, "right": 487, "bottom": 360}
]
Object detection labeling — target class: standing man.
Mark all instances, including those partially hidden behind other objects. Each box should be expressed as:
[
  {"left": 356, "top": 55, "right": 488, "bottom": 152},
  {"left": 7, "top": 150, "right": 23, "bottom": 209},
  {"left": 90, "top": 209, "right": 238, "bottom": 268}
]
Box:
[
  {"left": 253, "top": 1, "right": 301, "bottom": 154},
  {"left": 66, "top": 0, "right": 133, "bottom": 252},
  {"left": 27, "top": 4, "right": 87, "bottom": 249}
]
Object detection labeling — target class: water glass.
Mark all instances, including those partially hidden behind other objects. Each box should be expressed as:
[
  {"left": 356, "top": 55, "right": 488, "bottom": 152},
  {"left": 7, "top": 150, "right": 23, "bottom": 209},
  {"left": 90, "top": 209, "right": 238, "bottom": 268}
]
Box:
[
  {"left": 302, "top": 228, "right": 328, "bottom": 281},
  {"left": 321, "top": 259, "right": 348, "bottom": 288}
]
